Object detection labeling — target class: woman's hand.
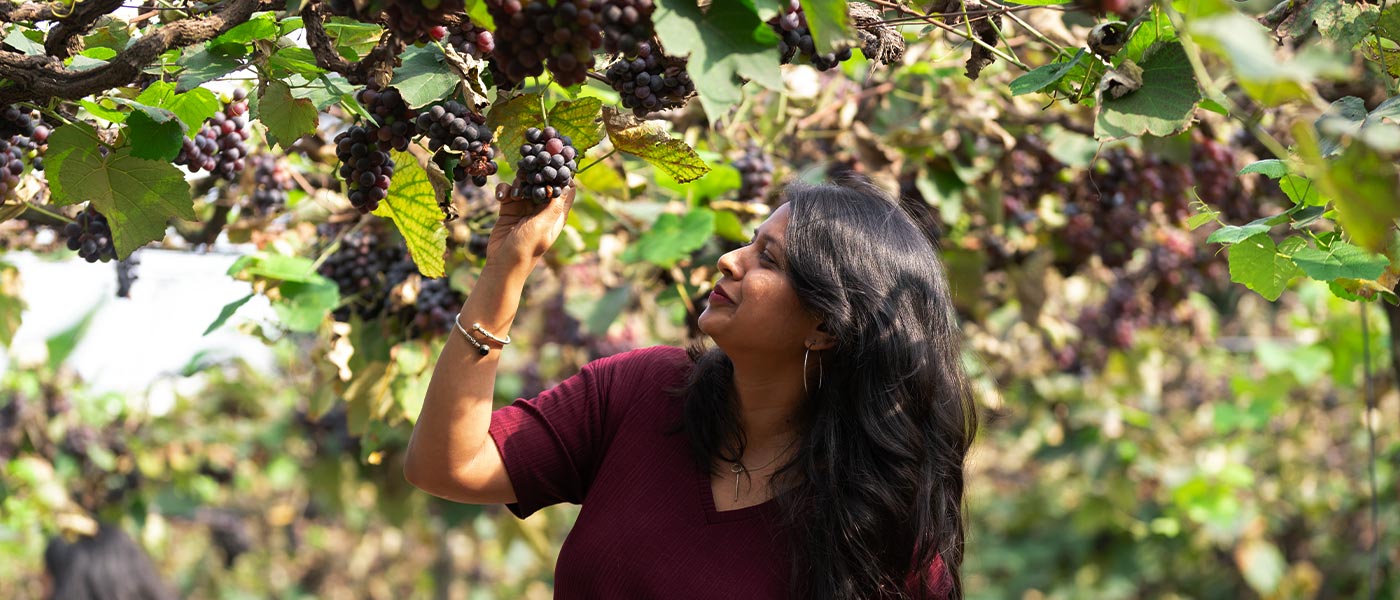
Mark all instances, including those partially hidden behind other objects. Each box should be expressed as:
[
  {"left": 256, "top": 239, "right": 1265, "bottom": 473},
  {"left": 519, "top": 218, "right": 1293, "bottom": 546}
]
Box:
[{"left": 485, "top": 182, "right": 576, "bottom": 269}]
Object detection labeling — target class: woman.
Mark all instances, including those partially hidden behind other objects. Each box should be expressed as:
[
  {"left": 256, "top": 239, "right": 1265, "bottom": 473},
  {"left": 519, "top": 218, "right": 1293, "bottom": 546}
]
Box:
[{"left": 405, "top": 177, "right": 978, "bottom": 599}]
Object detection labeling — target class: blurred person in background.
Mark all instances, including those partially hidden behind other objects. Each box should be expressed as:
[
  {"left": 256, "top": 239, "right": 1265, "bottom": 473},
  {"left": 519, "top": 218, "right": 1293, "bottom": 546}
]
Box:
[
  {"left": 44, "top": 523, "right": 177, "bottom": 600},
  {"left": 406, "top": 176, "right": 977, "bottom": 600}
]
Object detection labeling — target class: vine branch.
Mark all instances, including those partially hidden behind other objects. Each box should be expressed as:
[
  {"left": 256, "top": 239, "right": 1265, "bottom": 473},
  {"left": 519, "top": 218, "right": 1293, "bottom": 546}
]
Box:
[
  {"left": 44, "top": 0, "right": 127, "bottom": 59},
  {"left": 301, "top": 2, "right": 400, "bottom": 86},
  {"left": 0, "top": 1, "right": 64, "bottom": 23},
  {"left": 0, "top": 0, "right": 264, "bottom": 105}
]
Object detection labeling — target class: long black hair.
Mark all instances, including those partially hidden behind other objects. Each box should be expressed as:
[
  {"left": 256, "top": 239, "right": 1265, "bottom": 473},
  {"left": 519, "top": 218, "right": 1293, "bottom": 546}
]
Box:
[
  {"left": 679, "top": 179, "right": 978, "bottom": 599},
  {"left": 45, "top": 523, "right": 176, "bottom": 600}
]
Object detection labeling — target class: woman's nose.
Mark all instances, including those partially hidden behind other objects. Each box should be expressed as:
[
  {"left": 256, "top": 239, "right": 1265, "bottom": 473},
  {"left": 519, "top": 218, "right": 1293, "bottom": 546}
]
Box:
[{"left": 717, "top": 246, "right": 742, "bottom": 279}]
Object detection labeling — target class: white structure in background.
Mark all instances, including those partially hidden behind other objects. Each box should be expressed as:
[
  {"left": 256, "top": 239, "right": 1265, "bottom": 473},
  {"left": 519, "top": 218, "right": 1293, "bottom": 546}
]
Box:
[{"left": 1, "top": 249, "right": 279, "bottom": 412}]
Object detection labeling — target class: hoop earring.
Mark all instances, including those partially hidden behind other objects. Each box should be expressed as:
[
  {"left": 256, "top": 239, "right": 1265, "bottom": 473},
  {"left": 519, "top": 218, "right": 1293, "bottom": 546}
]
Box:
[{"left": 803, "top": 347, "right": 824, "bottom": 395}]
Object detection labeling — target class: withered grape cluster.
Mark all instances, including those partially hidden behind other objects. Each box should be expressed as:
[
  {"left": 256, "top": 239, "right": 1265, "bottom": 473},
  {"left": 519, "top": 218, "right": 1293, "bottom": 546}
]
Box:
[
  {"left": 334, "top": 126, "right": 395, "bottom": 213},
  {"left": 604, "top": 54, "right": 694, "bottom": 116},
  {"left": 64, "top": 205, "right": 118, "bottom": 263},
  {"left": 489, "top": 0, "right": 605, "bottom": 87},
  {"left": 733, "top": 146, "right": 774, "bottom": 203},
  {"left": 599, "top": 0, "right": 654, "bottom": 57},
  {"left": 771, "top": 0, "right": 853, "bottom": 71},
  {"left": 416, "top": 101, "right": 498, "bottom": 187},
  {"left": 515, "top": 127, "right": 576, "bottom": 203}
]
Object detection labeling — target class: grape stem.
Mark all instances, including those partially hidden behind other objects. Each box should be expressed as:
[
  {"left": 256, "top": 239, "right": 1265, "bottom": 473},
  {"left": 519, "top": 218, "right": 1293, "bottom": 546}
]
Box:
[
  {"left": 864, "top": 0, "right": 1029, "bottom": 71},
  {"left": 576, "top": 148, "right": 616, "bottom": 174},
  {"left": 17, "top": 201, "right": 74, "bottom": 226}
]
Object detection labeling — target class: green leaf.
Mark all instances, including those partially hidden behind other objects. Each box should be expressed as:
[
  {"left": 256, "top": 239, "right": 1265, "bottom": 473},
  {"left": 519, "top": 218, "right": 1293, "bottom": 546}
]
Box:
[
  {"left": 391, "top": 45, "right": 459, "bottom": 108},
  {"left": 213, "top": 12, "right": 279, "bottom": 46},
  {"left": 79, "top": 47, "right": 117, "bottom": 61},
  {"left": 1278, "top": 174, "right": 1322, "bottom": 206},
  {"left": 1312, "top": 0, "right": 1381, "bottom": 48},
  {"left": 465, "top": 0, "right": 495, "bottom": 29},
  {"left": 176, "top": 47, "right": 245, "bottom": 92},
  {"left": 229, "top": 253, "right": 323, "bottom": 283},
  {"left": 45, "top": 123, "right": 193, "bottom": 258},
  {"left": 548, "top": 97, "right": 604, "bottom": 154},
  {"left": 1189, "top": 14, "right": 1339, "bottom": 105},
  {"left": 79, "top": 99, "right": 128, "bottom": 124},
  {"left": 323, "top": 19, "right": 384, "bottom": 60},
  {"left": 258, "top": 80, "right": 319, "bottom": 149},
  {"left": 798, "top": 0, "right": 854, "bottom": 54},
  {"left": 273, "top": 278, "right": 340, "bottom": 333},
  {"left": 1123, "top": 7, "right": 1177, "bottom": 64},
  {"left": 1380, "top": 4, "right": 1400, "bottom": 40},
  {"left": 1292, "top": 242, "right": 1390, "bottom": 281},
  {"left": 1228, "top": 234, "right": 1304, "bottom": 301},
  {"left": 0, "top": 262, "right": 26, "bottom": 348},
  {"left": 602, "top": 108, "right": 710, "bottom": 182},
  {"left": 1238, "top": 159, "right": 1287, "bottom": 179},
  {"left": 486, "top": 92, "right": 545, "bottom": 168},
  {"left": 1009, "top": 50, "right": 1084, "bottom": 96},
  {"left": 1207, "top": 222, "right": 1272, "bottom": 245},
  {"left": 1321, "top": 144, "right": 1400, "bottom": 253},
  {"left": 713, "top": 209, "right": 747, "bottom": 242},
  {"left": 136, "top": 83, "right": 221, "bottom": 139},
  {"left": 374, "top": 152, "right": 448, "bottom": 278},
  {"left": 635, "top": 209, "right": 716, "bottom": 267},
  {"left": 46, "top": 305, "right": 99, "bottom": 373},
  {"left": 585, "top": 286, "right": 632, "bottom": 336},
  {"left": 268, "top": 46, "right": 326, "bottom": 79},
  {"left": 1236, "top": 538, "right": 1286, "bottom": 596},
  {"left": 654, "top": 0, "right": 782, "bottom": 120},
  {"left": 4, "top": 28, "right": 45, "bottom": 55},
  {"left": 1095, "top": 42, "right": 1202, "bottom": 139},
  {"left": 121, "top": 104, "right": 186, "bottom": 161},
  {"left": 204, "top": 293, "right": 255, "bottom": 335}
]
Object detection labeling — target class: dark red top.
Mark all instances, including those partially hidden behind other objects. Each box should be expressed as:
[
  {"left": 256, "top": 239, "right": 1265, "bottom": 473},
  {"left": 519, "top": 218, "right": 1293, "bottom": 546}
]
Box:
[{"left": 488, "top": 346, "right": 948, "bottom": 598}]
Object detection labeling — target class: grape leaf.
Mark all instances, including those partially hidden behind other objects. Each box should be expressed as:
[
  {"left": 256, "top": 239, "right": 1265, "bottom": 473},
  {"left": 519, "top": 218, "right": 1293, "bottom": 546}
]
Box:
[
  {"left": 258, "top": 80, "right": 318, "bottom": 149},
  {"left": 1320, "top": 144, "right": 1400, "bottom": 253},
  {"left": 1291, "top": 242, "right": 1390, "bottom": 281},
  {"left": 176, "top": 46, "right": 245, "bottom": 91},
  {"left": 602, "top": 108, "right": 710, "bottom": 182},
  {"left": 1188, "top": 14, "right": 1341, "bottom": 105},
  {"left": 548, "top": 97, "right": 604, "bottom": 154},
  {"left": 1228, "top": 234, "right": 1304, "bottom": 301},
  {"left": 465, "top": 0, "right": 495, "bottom": 30},
  {"left": 213, "top": 11, "right": 279, "bottom": 45},
  {"left": 136, "top": 82, "right": 220, "bottom": 139},
  {"left": 1206, "top": 222, "right": 1272, "bottom": 245},
  {"left": 1312, "top": 0, "right": 1380, "bottom": 48},
  {"left": 0, "top": 262, "right": 26, "bottom": 348},
  {"left": 268, "top": 47, "right": 326, "bottom": 79},
  {"left": 227, "top": 253, "right": 323, "bottom": 283},
  {"left": 799, "top": 0, "right": 855, "bottom": 54},
  {"left": 391, "top": 45, "right": 459, "bottom": 108},
  {"left": 486, "top": 92, "right": 544, "bottom": 167},
  {"left": 203, "top": 292, "right": 255, "bottom": 336},
  {"left": 273, "top": 278, "right": 340, "bottom": 333},
  {"left": 1122, "top": 7, "right": 1176, "bottom": 65},
  {"left": 1238, "top": 159, "right": 1287, "bottom": 179},
  {"left": 1279, "top": 174, "right": 1322, "bottom": 206},
  {"left": 1095, "top": 42, "right": 1201, "bottom": 139},
  {"left": 654, "top": 0, "right": 782, "bottom": 121},
  {"left": 79, "top": 99, "right": 127, "bottom": 124},
  {"left": 122, "top": 105, "right": 186, "bottom": 162},
  {"left": 4, "top": 28, "right": 45, "bottom": 56},
  {"left": 632, "top": 209, "right": 716, "bottom": 267},
  {"left": 374, "top": 152, "right": 447, "bottom": 278},
  {"left": 45, "top": 123, "right": 193, "bottom": 258},
  {"left": 323, "top": 19, "right": 383, "bottom": 60},
  {"left": 1010, "top": 50, "right": 1084, "bottom": 96}
]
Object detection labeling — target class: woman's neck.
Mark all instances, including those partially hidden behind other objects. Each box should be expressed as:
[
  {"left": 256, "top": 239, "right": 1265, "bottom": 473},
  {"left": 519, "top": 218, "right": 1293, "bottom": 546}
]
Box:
[{"left": 729, "top": 357, "right": 805, "bottom": 450}]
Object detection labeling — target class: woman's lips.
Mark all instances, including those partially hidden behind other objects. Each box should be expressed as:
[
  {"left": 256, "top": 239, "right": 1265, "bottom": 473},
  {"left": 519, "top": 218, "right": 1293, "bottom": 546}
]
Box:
[{"left": 710, "top": 286, "right": 734, "bottom": 305}]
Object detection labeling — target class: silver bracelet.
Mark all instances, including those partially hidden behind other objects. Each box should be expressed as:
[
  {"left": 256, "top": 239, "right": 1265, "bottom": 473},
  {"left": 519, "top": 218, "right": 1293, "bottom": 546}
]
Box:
[
  {"left": 472, "top": 322, "right": 512, "bottom": 345},
  {"left": 454, "top": 313, "right": 492, "bottom": 356}
]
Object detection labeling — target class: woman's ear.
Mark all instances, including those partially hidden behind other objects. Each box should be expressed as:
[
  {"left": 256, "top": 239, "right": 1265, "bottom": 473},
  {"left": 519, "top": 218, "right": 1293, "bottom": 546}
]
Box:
[{"left": 806, "top": 323, "right": 836, "bottom": 351}]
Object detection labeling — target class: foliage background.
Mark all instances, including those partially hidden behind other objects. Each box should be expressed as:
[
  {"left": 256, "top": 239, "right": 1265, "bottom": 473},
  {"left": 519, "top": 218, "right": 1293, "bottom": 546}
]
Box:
[{"left": 1, "top": 0, "right": 1397, "bottom": 597}]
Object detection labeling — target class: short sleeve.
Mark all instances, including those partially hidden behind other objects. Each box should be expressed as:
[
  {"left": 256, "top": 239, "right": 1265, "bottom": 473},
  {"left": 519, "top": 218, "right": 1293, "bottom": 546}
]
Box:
[{"left": 487, "top": 346, "right": 687, "bottom": 519}]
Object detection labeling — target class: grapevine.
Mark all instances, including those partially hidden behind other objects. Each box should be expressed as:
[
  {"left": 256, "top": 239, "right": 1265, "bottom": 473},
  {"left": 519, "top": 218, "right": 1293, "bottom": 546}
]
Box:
[
  {"left": 513, "top": 126, "right": 576, "bottom": 204},
  {"left": 488, "top": 0, "right": 605, "bottom": 87},
  {"left": 598, "top": 0, "right": 655, "bottom": 58},
  {"left": 416, "top": 101, "right": 498, "bottom": 187}
]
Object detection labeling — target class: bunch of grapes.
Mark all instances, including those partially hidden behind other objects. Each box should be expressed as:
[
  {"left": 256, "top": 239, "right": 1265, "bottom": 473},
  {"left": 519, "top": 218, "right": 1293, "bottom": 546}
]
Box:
[
  {"left": 514, "top": 127, "right": 576, "bottom": 204},
  {"left": 249, "top": 154, "right": 293, "bottom": 216},
  {"left": 317, "top": 227, "right": 409, "bottom": 320},
  {"left": 599, "top": 0, "right": 654, "bottom": 57},
  {"left": 416, "top": 101, "right": 497, "bottom": 187},
  {"left": 603, "top": 54, "right": 694, "bottom": 117},
  {"left": 0, "top": 139, "right": 23, "bottom": 199},
  {"left": 382, "top": 0, "right": 465, "bottom": 44},
  {"left": 334, "top": 125, "right": 395, "bottom": 213},
  {"left": 1192, "top": 131, "right": 1254, "bottom": 222},
  {"left": 1000, "top": 137, "right": 1066, "bottom": 228},
  {"left": 488, "top": 0, "right": 605, "bottom": 87},
  {"left": 0, "top": 105, "right": 36, "bottom": 141},
  {"left": 358, "top": 87, "right": 417, "bottom": 153},
  {"left": 63, "top": 205, "right": 118, "bottom": 263},
  {"left": 202, "top": 509, "right": 254, "bottom": 568},
  {"left": 447, "top": 19, "right": 496, "bottom": 58},
  {"left": 770, "top": 0, "right": 853, "bottom": 71},
  {"left": 733, "top": 145, "right": 774, "bottom": 203},
  {"left": 406, "top": 277, "right": 463, "bottom": 335},
  {"left": 1078, "top": 277, "right": 1149, "bottom": 351},
  {"left": 175, "top": 90, "right": 249, "bottom": 180},
  {"left": 11, "top": 123, "right": 48, "bottom": 171}
]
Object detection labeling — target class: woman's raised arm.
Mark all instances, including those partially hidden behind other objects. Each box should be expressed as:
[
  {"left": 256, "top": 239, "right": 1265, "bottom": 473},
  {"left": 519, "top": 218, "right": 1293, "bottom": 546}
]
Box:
[{"left": 402, "top": 183, "right": 575, "bottom": 504}]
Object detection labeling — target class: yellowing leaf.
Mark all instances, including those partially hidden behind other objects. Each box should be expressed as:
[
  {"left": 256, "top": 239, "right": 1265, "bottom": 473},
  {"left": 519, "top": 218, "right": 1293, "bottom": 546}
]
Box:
[
  {"left": 374, "top": 151, "right": 447, "bottom": 278},
  {"left": 0, "top": 262, "right": 25, "bottom": 347},
  {"left": 548, "top": 97, "right": 604, "bottom": 154},
  {"left": 485, "top": 92, "right": 544, "bottom": 168},
  {"left": 602, "top": 107, "right": 710, "bottom": 182}
]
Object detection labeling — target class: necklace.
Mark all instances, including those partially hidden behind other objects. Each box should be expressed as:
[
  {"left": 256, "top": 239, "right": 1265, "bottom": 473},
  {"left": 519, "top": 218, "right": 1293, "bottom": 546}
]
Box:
[{"left": 725, "top": 437, "right": 800, "bottom": 503}]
